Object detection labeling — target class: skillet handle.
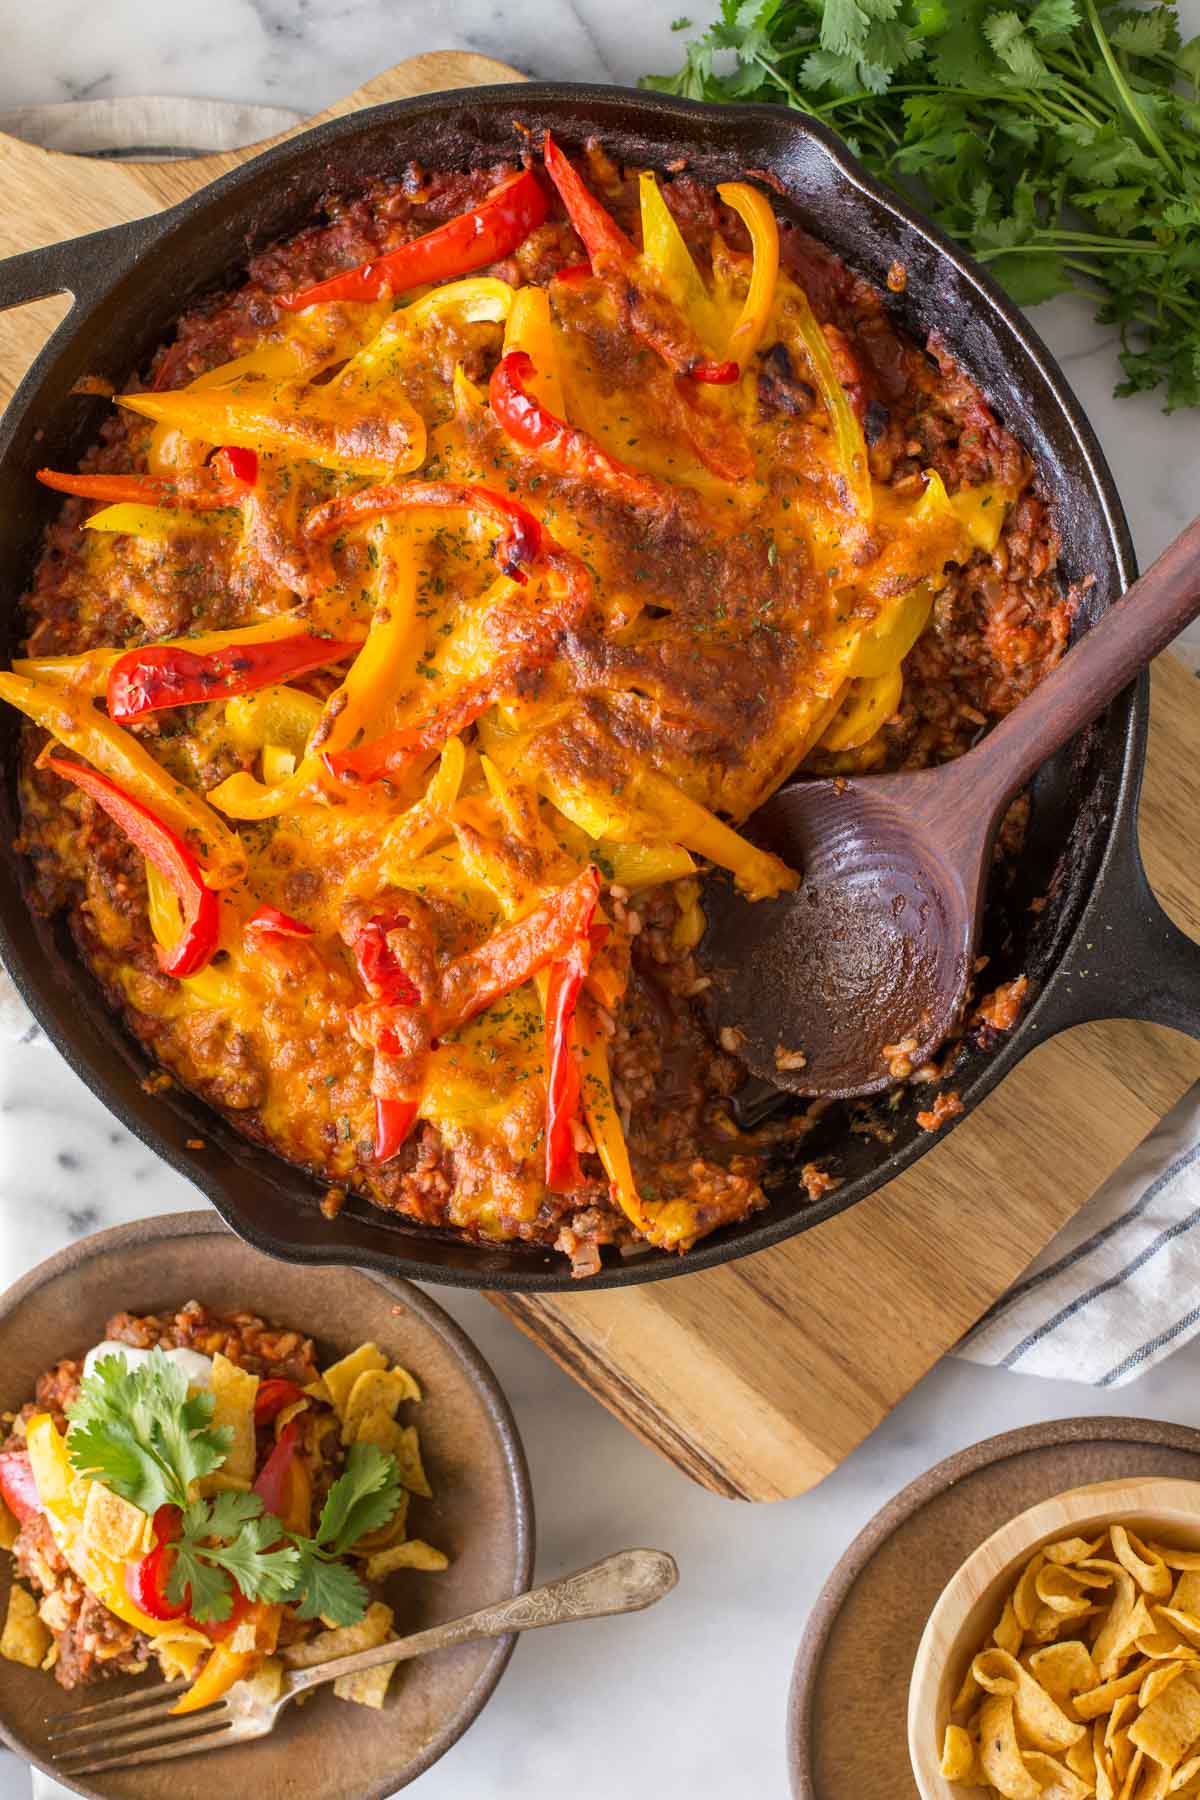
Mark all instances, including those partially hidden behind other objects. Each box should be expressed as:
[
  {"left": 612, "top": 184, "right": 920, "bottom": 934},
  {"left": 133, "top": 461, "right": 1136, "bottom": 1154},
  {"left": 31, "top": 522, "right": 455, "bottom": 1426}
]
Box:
[
  {"left": 1033, "top": 822, "right": 1200, "bottom": 1040},
  {"left": 0, "top": 220, "right": 146, "bottom": 314}
]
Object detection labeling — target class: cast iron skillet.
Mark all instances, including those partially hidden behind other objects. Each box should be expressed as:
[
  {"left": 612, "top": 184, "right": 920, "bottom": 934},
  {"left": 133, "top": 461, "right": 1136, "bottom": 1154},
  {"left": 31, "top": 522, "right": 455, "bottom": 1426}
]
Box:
[{"left": 0, "top": 84, "right": 1197, "bottom": 1293}]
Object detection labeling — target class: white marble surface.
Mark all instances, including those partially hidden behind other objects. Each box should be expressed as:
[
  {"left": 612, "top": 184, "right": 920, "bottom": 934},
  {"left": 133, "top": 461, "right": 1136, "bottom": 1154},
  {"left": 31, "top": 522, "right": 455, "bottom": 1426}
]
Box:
[{"left": 1, "top": 5, "right": 1200, "bottom": 1799}]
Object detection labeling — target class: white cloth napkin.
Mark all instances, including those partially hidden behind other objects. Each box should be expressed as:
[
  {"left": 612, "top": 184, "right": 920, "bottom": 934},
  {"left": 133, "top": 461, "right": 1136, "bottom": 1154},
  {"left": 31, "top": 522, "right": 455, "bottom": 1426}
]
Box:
[{"left": 955, "top": 1081, "right": 1200, "bottom": 1386}]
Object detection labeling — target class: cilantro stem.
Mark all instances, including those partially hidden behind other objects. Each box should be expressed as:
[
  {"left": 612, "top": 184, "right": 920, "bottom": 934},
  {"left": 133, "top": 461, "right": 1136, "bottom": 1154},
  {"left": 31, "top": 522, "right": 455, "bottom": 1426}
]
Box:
[{"left": 1082, "top": 0, "right": 1181, "bottom": 178}]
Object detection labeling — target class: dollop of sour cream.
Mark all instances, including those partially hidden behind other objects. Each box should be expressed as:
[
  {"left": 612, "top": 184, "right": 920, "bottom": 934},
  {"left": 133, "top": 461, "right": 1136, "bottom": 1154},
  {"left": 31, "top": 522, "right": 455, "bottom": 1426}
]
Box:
[{"left": 82, "top": 1341, "right": 215, "bottom": 1389}]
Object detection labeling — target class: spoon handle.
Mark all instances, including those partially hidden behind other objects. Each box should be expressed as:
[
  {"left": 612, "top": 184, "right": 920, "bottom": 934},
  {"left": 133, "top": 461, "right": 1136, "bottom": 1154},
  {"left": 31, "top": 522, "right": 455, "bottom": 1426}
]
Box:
[{"left": 942, "top": 512, "right": 1200, "bottom": 811}]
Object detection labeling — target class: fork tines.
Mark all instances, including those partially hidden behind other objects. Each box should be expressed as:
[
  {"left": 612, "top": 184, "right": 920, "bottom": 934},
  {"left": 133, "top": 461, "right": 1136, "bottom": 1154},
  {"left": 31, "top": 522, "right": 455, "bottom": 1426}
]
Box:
[{"left": 46, "top": 1682, "right": 239, "bottom": 1776}]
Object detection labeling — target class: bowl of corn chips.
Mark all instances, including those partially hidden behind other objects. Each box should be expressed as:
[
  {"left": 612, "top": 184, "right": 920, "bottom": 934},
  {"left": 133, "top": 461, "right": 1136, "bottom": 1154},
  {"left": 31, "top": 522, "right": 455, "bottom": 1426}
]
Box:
[{"left": 908, "top": 1476, "right": 1200, "bottom": 1800}]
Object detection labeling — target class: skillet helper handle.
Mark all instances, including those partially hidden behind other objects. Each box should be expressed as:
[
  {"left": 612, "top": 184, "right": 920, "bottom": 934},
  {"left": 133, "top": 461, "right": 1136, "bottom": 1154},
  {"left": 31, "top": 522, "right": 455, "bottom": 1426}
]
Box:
[
  {"left": 1036, "top": 792, "right": 1200, "bottom": 1040},
  {"left": 0, "top": 219, "right": 146, "bottom": 315},
  {"left": 281, "top": 1549, "right": 679, "bottom": 1700}
]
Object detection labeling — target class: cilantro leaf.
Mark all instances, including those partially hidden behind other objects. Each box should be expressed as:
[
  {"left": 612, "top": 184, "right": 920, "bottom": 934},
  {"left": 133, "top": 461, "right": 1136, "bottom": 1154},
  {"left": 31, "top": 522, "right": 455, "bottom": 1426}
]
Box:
[
  {"left": 286, "top": 1555, "right": 370, "bottom": 1627},
  {"left": 315, "top": 1443, "right": 404, "bottom": 1556},
  {"left": 66, "top": 1349, "right": 231, "bottom": 1513},
  {"left": 642, "top": 0, "right": 1200, "bottom": 411},
  {"left": 167, "top": 1549, "right": 234, "bottom": 1623}
]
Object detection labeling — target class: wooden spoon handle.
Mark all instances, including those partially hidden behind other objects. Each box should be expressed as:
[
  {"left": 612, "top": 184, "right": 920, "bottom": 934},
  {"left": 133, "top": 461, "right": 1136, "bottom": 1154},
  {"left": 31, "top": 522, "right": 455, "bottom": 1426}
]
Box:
[{"left": 946, "top": 513, "right": 1200, "bottom": 812}]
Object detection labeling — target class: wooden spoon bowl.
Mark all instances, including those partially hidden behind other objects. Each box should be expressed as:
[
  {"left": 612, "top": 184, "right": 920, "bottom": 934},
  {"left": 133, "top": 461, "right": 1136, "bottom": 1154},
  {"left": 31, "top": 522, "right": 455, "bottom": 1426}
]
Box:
[
  {"left": 703, "top": 515, "right": 1200, "bottom": 1100},
  {"left": 907, "top": 1475, "right": 1200, "bottom": 1800}
]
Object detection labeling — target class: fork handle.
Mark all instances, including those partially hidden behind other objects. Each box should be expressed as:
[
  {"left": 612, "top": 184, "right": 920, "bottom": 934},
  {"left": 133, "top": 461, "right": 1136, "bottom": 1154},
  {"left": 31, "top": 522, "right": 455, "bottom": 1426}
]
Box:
[{"left": 282, "top": 1548, "right": 677, "bottom": 1699}]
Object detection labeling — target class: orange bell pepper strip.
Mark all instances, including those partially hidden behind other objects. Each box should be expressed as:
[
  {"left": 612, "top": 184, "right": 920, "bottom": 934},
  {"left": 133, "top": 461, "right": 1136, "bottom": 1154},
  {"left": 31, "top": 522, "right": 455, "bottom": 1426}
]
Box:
[
  {"left": 276, "top": 169, "right": 549, "bottom": 310},
  {"left": 324, "top": 539, "right": 591, "bottom": 789},
  {"left": 302, "top": 480, "right": 543, "bottom": 584},
  {"left": 36, "top": 459, "right": 253, "bottom": 510},
  {"left": 435, "top": 864, "right": 600, "bottom": 1036},
  {"left": 171, "top": 1604, "right": 281, "bottom": 1715},
  {"left": 542, "top": 134, "right": 736, "bottom": 385}
]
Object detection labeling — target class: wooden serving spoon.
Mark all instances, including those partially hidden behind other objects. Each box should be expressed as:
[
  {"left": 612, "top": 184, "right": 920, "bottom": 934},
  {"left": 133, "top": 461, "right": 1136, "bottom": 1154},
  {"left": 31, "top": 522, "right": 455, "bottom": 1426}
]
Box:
[{"left": 700, "top": 515, "right": 1200, "bottom": 1103}]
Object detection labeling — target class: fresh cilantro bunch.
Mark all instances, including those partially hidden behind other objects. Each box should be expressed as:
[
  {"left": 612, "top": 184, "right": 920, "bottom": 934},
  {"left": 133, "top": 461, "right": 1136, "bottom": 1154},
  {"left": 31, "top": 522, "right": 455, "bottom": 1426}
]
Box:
[
  {"left": 645, "top": 1, "right": 1200, "bottom": 409},
  {"left": 66, "top": 1351, "right": 403, "bottom": 1628}
]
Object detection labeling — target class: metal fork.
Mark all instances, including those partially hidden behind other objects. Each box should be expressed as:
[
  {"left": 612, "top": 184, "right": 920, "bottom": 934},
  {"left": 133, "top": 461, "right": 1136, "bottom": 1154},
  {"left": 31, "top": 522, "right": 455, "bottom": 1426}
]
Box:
[{"left": 45, "top": 1547, "right": 677, "bottom": 1776}]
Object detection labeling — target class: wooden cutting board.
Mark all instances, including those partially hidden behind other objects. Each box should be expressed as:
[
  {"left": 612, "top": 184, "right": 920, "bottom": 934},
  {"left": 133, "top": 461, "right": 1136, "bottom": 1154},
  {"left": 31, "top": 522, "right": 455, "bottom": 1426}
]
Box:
[{"left": 1, "top": 54, "right": 1197, "bottom": 1504}]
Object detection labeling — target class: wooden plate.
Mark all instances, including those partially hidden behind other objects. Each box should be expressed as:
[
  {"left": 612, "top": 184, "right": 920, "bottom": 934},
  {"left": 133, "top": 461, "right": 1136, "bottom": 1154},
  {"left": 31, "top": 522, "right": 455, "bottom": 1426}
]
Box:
[
  {"left": 0, "top": 1210, "right": 534, "bottom": 1800},
  {"left": 786, "top": 1417, "right": 1200, "bottom": 1798}
]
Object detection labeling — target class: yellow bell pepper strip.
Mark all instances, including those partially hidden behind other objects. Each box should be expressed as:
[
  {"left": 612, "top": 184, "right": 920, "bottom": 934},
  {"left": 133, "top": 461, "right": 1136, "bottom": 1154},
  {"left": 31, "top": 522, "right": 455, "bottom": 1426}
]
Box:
[
  {"left": 324, "top": 541, "right": 591, "bottom": 791},
  {"left": 36, "top": 462, "right": 251, "bottom": 510},
  {"left": 303, "top": 479, "right": 543, "bottom": 585},
  {"left": 44, "top": 757, "right": 220, "bottom": 977},
  {"left": 542, "top": 134, "right": 736, "bottom": 385},
  {"left": 638, "top": 172, "right": 723, "bottom": 352},
  {"left": 630, "top": 765, "right": 797, "bottom": 901},
  {"left": 0, "top": 671, "right": 246, "bottom": 886},
  {"left": 107, "top": 633, "right": 360, "bottom": 723},
  {"left": 14, "top": 608, "right": 361, "bottom": 699},
  {"left": 435, "top": 864, "right": 601, "bottom": 1037},
  {"left": 22, "top": 1415, "right": 177, "bottom": 1641},
  {"left": 818, "top": 667, "right": 904, "bottom": 753},
  {"left": 502, "top": 285, "right": 566, "bottom": 417},
  {"left": 489, "top": 351, "right": 666, "bottom": 508},
  {"left": 224, "top": 684, "right": 325, "bottom": 759},
  {"left": 84, "top": 502, "right": 242, "bottom": 540},
  {"left": 847, "top": 579, "right": 934, "bottom": 680},
  {"left": 171, "top": 1603, "right": 281, "bottom": 1714},
  {"left": 788, "top": 283, "right": 873, "bottom": 522},
  {"left": 716, "top": 182, "right": 780, "bottom": 370},
  {"left": 146, "top": 301, "right": 393, "bottom": 474},
  {"left": 207, "top": 552, "right": 419, "bottom": 820},
  {"left": 276, "top": 168, "right": 549, "bottom": 310},
  {"left": 400, "top": 275, "right": 515, "bottom": 333},
  {"left": 117, "top": 373, "right": 427, "bottom": 483}
]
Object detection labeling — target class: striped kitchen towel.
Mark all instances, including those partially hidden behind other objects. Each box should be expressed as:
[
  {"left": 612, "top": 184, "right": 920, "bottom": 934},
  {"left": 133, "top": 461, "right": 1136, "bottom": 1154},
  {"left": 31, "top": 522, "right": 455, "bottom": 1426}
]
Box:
[{"left": 955, "top": 1081, "right": 1200, "bottom": 1386}]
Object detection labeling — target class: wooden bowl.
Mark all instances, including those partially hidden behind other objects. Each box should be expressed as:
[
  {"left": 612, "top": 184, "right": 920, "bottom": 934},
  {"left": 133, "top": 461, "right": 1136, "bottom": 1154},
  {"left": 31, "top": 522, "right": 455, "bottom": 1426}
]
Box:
[
  {"left": 0, "top": 1210, "right": 534, "bottom": 1800},
  {"left": 907, "top": 1475, "right": 1200, "bottom": 1798}
]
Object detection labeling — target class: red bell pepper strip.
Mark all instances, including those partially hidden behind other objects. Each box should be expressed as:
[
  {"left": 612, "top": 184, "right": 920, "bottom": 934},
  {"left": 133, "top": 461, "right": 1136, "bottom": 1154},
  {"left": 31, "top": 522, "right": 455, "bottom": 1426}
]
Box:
[
  {"left": 349, "top": 910, "right": 434, "bottom": 1164},
  {"left": 0, "top": 1449, "right": 41, "bottom": 1526},
  {"left": 303, "top": 481, "right": 542, "bottom": 585},
  {"left": 489, "top": 351, "right": 665, "bottom": 508},
  {"left": 323, "top": 537, "right": 592, "bottom": 789},
  {"left": 124, "top": 1504, "right": 190, "bottom": 1622},
  {"left": 107, "top": 634, "right": 360, "bottom": 723},
  {"left": 437, "top": 865, "right": 601, "bottom": 1036},
  {"left": 543, "top": 897, "right": 600, "bottom": 1193},
  {"left": 541, "top": 134, "right": 737, "bottom": 385},
  {"left": 253, "top": 1377, "right": 305, "bottom": 1425},
  {"left": 36, "top": 464, "right": 250, "bottom": 510},
  {"left": 277, "top": 169, "right": 550, "bottom": 311},
  {"left": 374, "top": 1096, "right": 420, "bottom": 1164},
  {"left": 244, "top": 905, "right": 313, "bottom": 947},
  {"left": 213, "top": 446, "right": 258, "bottom": 489},
  {"left": 353, "top": 914, "right": 421, "bottom": 1006},
  {"left": 45, "top": 756, "right": 220, "bottom": 979},
  {"left": 252, "top": 1418, "right": 299, "bottom": 1517}
]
